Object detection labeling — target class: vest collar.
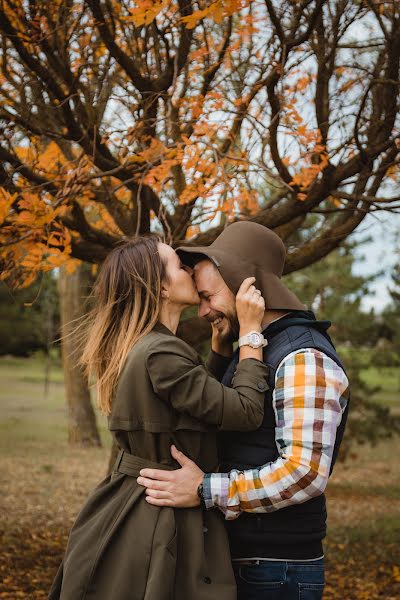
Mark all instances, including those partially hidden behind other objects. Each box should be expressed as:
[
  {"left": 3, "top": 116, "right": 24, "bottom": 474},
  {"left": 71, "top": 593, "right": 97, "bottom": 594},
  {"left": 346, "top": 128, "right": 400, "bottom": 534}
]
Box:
[{"left": 262, "top": 310, "right": 331, "bottom": 340}]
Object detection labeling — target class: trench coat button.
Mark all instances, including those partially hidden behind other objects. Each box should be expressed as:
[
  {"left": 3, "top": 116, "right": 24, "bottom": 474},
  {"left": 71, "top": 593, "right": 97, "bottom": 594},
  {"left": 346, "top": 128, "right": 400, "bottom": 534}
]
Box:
[
  {"left": 204, "top": 576, "right": 212, "bottom": 584},
  {"left": 257, "top": 382, "right": 266, "bottom": 391}
]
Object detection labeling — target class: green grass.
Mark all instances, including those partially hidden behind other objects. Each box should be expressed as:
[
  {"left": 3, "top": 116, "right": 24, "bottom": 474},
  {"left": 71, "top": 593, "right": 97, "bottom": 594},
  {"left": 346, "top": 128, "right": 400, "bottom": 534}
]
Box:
[
  {"left": 0, "top": 354, "right": 64, "bottom": 382},
  {"left": 329, "top": 481, "right": 400, "bottom": 500},
  {"left": 328, "top": 514, "right": 400, "bottom": 547},
  {"left": 0, "top": 355, "right": 398, "bottom": 451},
  {"left": 0, "top": 355, "right": 110, "bottom": 455},
  {"left": 0, "top": 355, "right": 399, "bottom": 600},
  {"left": 360, "top": 366, "right": 400, "bottom": 409}
]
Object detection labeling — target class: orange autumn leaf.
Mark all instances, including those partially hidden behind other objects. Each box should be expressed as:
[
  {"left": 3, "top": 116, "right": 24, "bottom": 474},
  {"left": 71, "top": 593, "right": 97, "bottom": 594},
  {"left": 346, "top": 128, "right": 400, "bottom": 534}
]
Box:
[
  {"left": 339, "top": 79, "right": 358, "bottom": 93},
  {"left": 181, "top": 0, "right": 249, "bottom": 29},
  {"left": 386, "top": 165, "right": 399, "bottom": 182},
  {"left": 0, "top": 188, "right": 17, "bottom": 226},
  {"left": 329, "top": 196, "right": 342, "bottom": 208},
  {"left": 124, "top": 0, "right": 170, "bottom": 27},
  {"left": 185, "top": 225, "right": 200, "bottom": 239},
  {"left": 236, "top": 186, "right": 259, "bottom": 214},
  {"left": 296, "top": 76, "right": 310, "bottom": 91},
  {"left": 181, "top": 3, "right": 221, "bottom": 29}
]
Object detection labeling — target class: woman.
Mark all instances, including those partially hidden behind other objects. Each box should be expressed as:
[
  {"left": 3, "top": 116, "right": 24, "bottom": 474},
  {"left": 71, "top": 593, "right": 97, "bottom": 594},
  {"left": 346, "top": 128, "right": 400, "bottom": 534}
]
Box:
[{"left": 49, "top": 235, "right": 269, "bottom": 600}]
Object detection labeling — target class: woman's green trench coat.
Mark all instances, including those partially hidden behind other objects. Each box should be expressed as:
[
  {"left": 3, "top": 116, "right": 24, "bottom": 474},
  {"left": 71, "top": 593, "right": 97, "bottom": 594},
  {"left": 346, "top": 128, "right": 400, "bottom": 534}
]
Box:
[{"left": 48, "top": 323, "right": 269, "bottom": 600}]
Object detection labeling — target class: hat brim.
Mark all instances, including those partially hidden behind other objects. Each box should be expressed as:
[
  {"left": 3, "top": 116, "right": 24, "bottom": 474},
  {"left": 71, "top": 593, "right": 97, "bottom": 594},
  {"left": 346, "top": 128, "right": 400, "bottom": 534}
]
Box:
[{"left": 177, "top": 246, "right": 305, "bottom": 312}]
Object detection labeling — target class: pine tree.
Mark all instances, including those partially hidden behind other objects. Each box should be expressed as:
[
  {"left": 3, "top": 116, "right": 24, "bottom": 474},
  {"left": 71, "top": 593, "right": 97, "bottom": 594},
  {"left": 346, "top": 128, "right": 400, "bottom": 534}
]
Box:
[
  {"left": 0, "top": 274, "right": 59, "bottom": 356},
  {"left": 285, "top": 242, "right": 400, "bottom": 456}
]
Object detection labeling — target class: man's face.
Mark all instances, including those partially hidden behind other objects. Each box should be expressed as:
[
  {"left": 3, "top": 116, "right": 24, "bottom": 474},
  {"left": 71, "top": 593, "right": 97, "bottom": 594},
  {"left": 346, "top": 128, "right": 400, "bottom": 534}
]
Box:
[{"left": 193, "top": 260, "right": 239, "bottom": 342}]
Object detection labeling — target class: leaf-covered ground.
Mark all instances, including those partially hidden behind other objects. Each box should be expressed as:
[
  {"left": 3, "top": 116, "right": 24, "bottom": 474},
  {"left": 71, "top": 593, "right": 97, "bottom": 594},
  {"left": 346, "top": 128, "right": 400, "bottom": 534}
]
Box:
[{"left": 0, "top": 357, "right": 399, "bottom": 599}]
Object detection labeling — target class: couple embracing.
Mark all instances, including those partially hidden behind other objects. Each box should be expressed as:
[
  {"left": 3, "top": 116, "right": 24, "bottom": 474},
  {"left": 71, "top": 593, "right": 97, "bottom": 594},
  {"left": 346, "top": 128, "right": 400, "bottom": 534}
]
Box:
[{"left": 49, "top": 221, "right": 349, "bottom": 600}]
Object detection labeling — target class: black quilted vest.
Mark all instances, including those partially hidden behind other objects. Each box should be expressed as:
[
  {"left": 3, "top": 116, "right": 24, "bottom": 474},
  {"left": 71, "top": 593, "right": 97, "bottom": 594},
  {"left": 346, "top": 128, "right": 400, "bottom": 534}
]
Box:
[{"left": 218, "top": 312, "right": 350, "bottom": 560}]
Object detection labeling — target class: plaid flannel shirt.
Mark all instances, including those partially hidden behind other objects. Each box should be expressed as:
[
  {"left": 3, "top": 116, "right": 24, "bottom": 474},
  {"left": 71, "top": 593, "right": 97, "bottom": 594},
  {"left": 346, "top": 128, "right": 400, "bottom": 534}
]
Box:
[{"left": 203, "top": 348, "right": 349, "bottom": 520}]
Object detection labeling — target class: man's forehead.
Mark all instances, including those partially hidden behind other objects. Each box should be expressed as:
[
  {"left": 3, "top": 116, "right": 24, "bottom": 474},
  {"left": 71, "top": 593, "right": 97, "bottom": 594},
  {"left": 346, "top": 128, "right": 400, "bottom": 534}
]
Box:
[
  {"left": 194, "top": 260, "right": 224, "bottom": 291},
  {"left": 194, "top": 260, "right": 217, "bottom": 277}
]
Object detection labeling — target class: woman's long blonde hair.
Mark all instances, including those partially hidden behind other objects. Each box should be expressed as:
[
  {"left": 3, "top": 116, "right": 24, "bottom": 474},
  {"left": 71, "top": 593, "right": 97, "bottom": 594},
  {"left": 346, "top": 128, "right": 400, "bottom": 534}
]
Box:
[{"left": 80, "top": 235, "right": 167, "bottom": 416}]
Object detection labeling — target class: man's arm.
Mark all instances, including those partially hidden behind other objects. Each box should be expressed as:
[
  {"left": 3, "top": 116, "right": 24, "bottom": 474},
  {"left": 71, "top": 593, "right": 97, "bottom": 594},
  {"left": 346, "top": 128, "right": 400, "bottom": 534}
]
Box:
[
  {"left": 138, "top": 349, "right": 348, "bottom": 513},
  {"left": 203, "top": 349, "right": 349, "bottom": 519}
]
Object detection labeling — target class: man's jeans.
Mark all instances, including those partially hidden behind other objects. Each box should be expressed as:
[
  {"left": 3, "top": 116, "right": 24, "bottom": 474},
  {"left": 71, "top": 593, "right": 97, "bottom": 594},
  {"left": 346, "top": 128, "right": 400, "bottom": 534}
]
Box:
[{"left": 233, "top": 557, "right": 325, "bottom": 600}]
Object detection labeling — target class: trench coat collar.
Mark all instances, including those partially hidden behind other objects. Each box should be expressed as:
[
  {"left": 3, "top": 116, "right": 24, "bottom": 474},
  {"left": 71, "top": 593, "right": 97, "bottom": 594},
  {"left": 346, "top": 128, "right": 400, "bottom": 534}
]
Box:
[{"left": 153, "top": 321, "right": 176, "bottom": 337}]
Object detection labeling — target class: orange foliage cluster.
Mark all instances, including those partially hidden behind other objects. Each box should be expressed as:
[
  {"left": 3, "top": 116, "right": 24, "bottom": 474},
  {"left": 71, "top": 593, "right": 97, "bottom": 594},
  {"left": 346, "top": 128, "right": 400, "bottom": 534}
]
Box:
[
  {"left": 0, "top": 0, "right": 277, "bottom": 286},
  {"left": 126, "top": 0, "right": 251, "bottom": 29},
  {"left": 182, "top": 0, "right": 250, "bottom": 28},
  {"left": 281, "top": 98, "right": 329, "bottom": 199},
  {"left": 0, "top": 187, "right": 76, "bottom": 288},
  {"left": 0, "top": 140, "right": 117, "bottom": 286},
  {"left": 1, "top": 0, "right": 396, "bottom": 286}
]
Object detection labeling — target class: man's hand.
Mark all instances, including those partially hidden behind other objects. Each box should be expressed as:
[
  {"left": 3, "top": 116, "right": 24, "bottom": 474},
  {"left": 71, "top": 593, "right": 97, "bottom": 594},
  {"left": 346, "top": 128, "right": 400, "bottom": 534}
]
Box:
[
  {"left": 211, "top": 316, "right": 233, "bottom": 358},
  {"left": 137, "top": 445, "right": 205, "bottom": 508}
]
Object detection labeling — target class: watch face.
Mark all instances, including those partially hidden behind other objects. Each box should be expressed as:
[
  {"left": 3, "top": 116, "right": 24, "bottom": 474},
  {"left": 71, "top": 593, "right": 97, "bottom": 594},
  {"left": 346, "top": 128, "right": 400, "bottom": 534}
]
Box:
[{"left": 250, "top": 333, "right": 261, "bottom": 344}]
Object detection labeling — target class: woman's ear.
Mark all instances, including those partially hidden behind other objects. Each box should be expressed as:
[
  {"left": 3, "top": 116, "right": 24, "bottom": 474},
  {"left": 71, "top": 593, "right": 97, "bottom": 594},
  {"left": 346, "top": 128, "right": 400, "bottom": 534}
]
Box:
[{"left": 161, "top": 284, "right": 169, "bottom": 299}]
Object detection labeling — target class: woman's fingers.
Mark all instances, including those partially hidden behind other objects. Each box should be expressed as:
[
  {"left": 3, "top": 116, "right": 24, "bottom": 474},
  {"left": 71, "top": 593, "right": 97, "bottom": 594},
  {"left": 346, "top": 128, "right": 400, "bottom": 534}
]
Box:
[
  {"left": 236, "top": 277, "right": 266, "bottom": 328},
  {"left": 237, "top": 277, "right": 256, "bottom": 297},
  {"left": 237, "top": 279, "right": 264, "bottom": 302}
]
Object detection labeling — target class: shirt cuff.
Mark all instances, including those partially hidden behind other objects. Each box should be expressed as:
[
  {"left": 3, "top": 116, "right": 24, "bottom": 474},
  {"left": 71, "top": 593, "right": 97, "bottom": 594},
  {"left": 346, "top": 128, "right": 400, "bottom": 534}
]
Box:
[{"left": 203, "top": 472, "right": 230, "bottom": 511}]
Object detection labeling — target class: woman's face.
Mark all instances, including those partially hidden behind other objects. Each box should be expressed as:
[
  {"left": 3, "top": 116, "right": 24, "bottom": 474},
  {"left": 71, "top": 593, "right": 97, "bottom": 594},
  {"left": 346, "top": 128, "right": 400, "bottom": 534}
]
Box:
[{"left": 158, "top": 243, "right": 200, "bottom": 307}]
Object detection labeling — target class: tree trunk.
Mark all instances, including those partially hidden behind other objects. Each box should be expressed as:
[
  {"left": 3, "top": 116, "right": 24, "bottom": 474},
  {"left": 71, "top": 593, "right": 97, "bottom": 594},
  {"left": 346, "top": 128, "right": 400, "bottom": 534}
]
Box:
[{"left": 58, "top": 264, "right": 102, "bottom": 447}]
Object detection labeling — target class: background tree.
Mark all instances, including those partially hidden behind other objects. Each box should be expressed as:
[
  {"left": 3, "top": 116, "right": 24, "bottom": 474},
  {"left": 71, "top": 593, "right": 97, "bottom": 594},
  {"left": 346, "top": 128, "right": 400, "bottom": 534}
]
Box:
[
  {"left": 286, "top": 238, "right": 379, "bottom": 344},
  {"left": 0, "top": 0, "right": 399, "bottom": 452},
  {"left": 58, "top": 263, "right": 102, "bottom": 446},
  {"left": 0, "top": 0, "right": 399, "bottom": 292},
  {"left": 286, "top": 240, "right": 400, "bottom": 454},
  {"left": 0, "top": 273, "right": 59, "bottom": 357},
  {"left": 377, "top": 250, "right": 400, "bottom": 373}
]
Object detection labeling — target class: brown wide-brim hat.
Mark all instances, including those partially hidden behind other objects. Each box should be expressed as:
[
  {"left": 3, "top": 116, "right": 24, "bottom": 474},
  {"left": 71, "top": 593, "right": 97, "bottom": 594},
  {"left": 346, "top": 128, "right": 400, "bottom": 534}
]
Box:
[{"left": 177, "top": 221, "right": 305, "bottom": 311}]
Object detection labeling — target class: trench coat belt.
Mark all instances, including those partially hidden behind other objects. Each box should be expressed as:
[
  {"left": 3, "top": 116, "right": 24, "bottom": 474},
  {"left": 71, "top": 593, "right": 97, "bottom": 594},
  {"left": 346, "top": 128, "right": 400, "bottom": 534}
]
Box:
[{"left": 113, "top": 448, "right": 177, "bottom": 478}]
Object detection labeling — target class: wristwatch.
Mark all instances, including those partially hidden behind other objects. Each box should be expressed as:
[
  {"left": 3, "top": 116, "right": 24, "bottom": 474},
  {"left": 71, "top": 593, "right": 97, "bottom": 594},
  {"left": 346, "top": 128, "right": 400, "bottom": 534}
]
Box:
[
  {"left": 238, "top": 330, "right": 268, "bottom": 349},
  {"left": 197, "top": 481, "right": 207, "bottom": 510}
]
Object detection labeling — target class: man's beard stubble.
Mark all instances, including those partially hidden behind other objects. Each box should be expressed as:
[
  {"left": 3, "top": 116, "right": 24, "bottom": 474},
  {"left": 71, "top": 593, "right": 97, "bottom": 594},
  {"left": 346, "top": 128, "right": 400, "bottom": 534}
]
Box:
[{"left": 207, "top": 310, "right": 240, "bottom": 344}]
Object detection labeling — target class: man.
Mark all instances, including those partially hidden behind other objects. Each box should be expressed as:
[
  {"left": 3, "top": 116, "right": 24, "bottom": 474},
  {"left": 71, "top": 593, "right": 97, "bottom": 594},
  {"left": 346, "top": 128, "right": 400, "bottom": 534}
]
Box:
[{"left": 137, "top": 221, "right": 349, "bottom": 600}]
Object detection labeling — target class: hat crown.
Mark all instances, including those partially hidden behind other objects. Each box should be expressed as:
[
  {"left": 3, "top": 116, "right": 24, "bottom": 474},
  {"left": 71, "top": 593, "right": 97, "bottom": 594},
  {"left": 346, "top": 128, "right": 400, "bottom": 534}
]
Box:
[
  {"left": 211, "top": 222, "right": 286, "bottom": 277},
  {"left": 176, "top": 220, "right": 305, "bottom": 311}
]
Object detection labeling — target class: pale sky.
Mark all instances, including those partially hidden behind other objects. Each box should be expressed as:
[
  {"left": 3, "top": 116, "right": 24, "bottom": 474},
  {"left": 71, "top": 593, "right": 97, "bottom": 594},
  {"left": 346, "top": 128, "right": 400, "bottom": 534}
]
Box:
[{"left": 352, "top": 212, "right": 400, "bottom": 312}]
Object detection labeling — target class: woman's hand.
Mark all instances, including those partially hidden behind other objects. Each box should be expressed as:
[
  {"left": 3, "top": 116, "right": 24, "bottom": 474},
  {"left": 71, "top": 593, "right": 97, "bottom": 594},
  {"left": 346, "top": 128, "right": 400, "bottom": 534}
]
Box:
[{"left": 236, "top": 277, "right": 265, "bottom": 333}]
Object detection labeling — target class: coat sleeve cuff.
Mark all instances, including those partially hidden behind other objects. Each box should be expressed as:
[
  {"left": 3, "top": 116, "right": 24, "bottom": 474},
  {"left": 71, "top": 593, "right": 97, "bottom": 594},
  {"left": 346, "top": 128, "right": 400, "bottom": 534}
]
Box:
[{"left": 231, "top": 358, "right": 269, "bottom": 392}]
